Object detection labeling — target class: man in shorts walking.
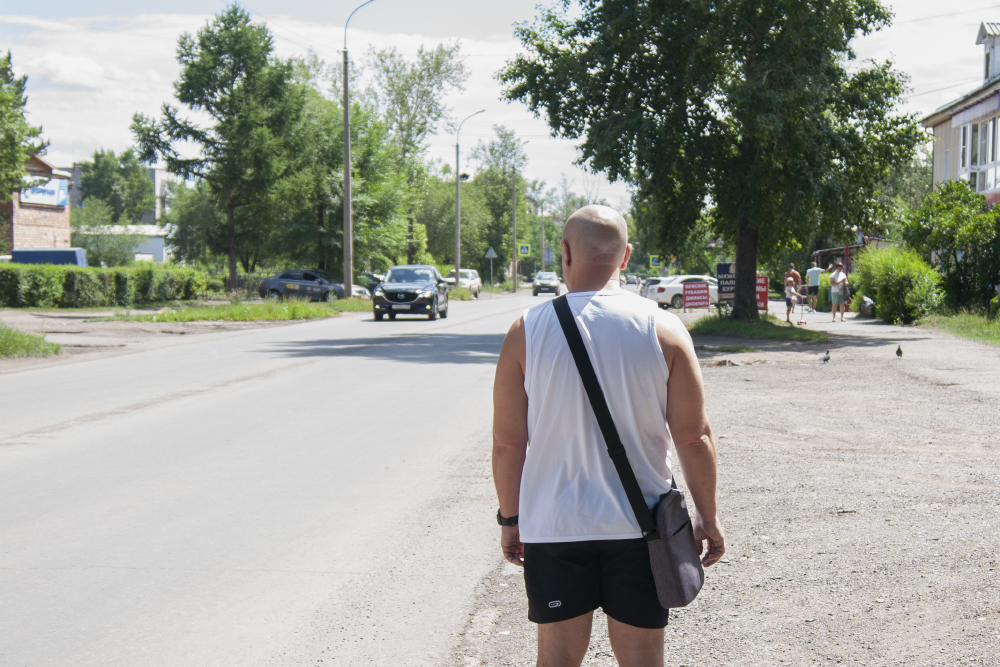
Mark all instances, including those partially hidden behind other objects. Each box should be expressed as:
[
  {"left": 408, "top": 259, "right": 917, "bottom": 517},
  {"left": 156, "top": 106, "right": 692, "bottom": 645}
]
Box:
[
  {"left": 804, "top": 262, "right": 824, "bottom": 312},
  {"left": 492, "top": 205, "right": 725, "bottom": 667},
  {"left": 829, "top": 260, "right": 849, "bottom": 322}
]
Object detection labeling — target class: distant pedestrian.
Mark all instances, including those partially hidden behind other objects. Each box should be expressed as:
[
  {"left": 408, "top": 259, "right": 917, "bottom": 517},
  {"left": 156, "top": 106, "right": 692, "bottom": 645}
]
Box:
[
  {"left": 493, "top": 205, "right": 724, "bottom": 667},
  {"left": 829, "top": 260, "right": 848, "bottom": 322},
  {"left": 784, "top": 263, "right": 802, "bottom": 289},
  {"left": 804, "top": 262, "right": 825, "bottom": 312},
  {"left": 784, "top": 277, "right": 802, "bottom": 323}
]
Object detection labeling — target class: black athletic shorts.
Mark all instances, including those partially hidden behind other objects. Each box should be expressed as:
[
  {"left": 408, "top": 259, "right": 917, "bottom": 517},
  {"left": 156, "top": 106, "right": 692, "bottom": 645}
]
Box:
[
  {"left": 523, "top": 539, "right": 669, "bottom": 629},
  {"left": 807, "top": 285, "right": 818, "bottom": 295}
]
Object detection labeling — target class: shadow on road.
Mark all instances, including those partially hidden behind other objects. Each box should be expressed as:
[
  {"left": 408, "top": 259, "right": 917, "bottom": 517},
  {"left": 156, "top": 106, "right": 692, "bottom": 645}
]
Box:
[{"left": 268, "top": 333, "right": 505, "bottom": 365}]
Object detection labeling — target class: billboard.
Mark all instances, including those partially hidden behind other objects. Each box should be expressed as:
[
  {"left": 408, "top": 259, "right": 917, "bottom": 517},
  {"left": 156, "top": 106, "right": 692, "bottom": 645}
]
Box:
[
  {"left": 21, "top": 178, "right": 68, "bottom": 207},
  {"left": 682, "top": 281, "right": 711, "bottom": 308}
]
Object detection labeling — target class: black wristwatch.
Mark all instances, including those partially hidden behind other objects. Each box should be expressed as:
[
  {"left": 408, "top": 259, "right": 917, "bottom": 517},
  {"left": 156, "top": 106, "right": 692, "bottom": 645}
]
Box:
[{"left": 497, "top": 510, "right": 518, "bottom": 526}]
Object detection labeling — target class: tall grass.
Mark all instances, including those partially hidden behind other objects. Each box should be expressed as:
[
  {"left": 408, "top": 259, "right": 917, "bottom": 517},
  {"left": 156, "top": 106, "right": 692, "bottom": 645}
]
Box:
[
  {"left": 0, "top": 325, "right": 62, "bottom": 358},
  {"left": 449, "top": 286, "right": 475, "bottom": 301},
  {"left": 100, "top": 300, "right": 341, "bottom": 322},
  {"left": 922, "top": 311, "right": 1000, "bottom": 346},
  {"left": 688, "top": 313, "right": 828, "bottom": 342}
]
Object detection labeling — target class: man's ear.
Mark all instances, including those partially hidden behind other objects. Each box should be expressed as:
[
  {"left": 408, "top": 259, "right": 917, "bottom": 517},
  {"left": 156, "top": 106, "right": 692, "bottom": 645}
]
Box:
[
  {"left": 619, "top": 243, "right": 632, "bottom": 270},
  {"left": 561, "top": 239, "right": 571, "bottom": 265}
]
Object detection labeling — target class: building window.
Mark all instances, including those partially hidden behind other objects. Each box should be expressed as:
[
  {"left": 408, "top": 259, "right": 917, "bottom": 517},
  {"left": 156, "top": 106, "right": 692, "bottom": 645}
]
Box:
[
  {"left": 980, "top": 170, "right": 987, "bottom": 191},
  {"left": 990, "top": 119, "right": 997, "bottom": 163},
  {"left": 972, "top": 123, "right": 980, "bottom": 165},
  {"left": 944, "top": 149, "right": 950, "bottom": 180},
  {"left": 962, "top": 124, "right": 969, "bottom": 168},
  {"left": 980, "top": 121, "right": 989, "bottom": 164},
  {"left": 990, "top": 166, "right": 997, "bottom": 190}
]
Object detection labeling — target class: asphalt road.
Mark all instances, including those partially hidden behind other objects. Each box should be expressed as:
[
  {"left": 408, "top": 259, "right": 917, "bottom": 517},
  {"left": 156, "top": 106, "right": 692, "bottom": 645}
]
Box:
[{"left": 0, "top": 293, "right": 545, "bottom": 666}]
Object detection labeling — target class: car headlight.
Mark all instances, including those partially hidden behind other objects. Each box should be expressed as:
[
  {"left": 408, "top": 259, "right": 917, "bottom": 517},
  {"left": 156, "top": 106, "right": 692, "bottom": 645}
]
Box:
[
  {"left": 374, "top": 286, "right": 383, "bottom": 296},
  {"left": 421, "top": 288, "right": 436, "bottom": 298}
]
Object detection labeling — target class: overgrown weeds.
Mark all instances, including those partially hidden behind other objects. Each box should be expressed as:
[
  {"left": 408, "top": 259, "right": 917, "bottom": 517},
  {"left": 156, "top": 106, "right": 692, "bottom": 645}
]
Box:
[
  {"left": 449, "top": 287, "right": 475, "bottom": 300},
  {"left": 921, "top": 310, "right": 1000, "bottom": 346},
  {"left": 97, "top": 299, "right": 340, "bottom": 322},
  {"left": 0, "top": 325, "right": 61, "bottom": 358}
]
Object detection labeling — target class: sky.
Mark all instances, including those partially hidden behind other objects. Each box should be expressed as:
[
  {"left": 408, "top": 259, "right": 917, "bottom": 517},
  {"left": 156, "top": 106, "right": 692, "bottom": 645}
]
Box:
[{"left": 1, "top": 0, "right": 998, "bottom": 210}]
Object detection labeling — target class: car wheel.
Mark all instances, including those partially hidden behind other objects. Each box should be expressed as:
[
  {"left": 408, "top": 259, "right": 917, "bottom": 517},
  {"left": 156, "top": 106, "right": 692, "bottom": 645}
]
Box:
[
  {"left": 533, "top": 290, "right": 539, "bottom": 296},
  {"left": 671, "top": 294, "right": 683, "bottom": 309},
  {"left": 441, "top": 304, "right": 449, "bottom": 318},
  {"left": 266, "top": 289, "right": 282, "bottom": 302},
  {"left": 474, "top": 289, "right": 480, "bottom": 299},
  {"left": 388, "top": 312, "right": 396, "bottom": 320},
  {"left": 374, "top": 311, "right": 383, "bottom": 321},
  {"left": 428, "top": 298, "right": 438, "bottom": 320},
  {"left": 320, "top": 291, "right": 330, "bottom": 303}
]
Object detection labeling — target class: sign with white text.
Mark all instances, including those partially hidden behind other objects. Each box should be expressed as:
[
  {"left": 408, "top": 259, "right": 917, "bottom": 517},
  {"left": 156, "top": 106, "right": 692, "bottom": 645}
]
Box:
[
  {"left": 683, "top": 281, "right": 711, "bottom": 308},
  {"left": 21, "top": 178, "right": 68, "bottom": 207}
]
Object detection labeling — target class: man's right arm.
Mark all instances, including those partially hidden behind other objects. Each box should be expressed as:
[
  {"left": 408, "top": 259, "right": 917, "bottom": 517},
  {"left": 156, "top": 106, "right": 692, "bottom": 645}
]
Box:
[{"left": 656, "top": 316, "right": 726, "bottom": 567}]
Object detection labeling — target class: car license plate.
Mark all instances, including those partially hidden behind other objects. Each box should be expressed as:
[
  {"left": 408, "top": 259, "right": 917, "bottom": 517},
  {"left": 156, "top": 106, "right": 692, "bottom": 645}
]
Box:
[{"left": 392, "top": 304, "right": 411, "bottom": 310}]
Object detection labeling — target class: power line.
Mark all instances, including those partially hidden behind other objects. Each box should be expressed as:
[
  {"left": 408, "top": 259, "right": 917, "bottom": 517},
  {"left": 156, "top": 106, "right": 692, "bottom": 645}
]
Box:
[{"left": 896, "top": 3, "right": 1000, "bottom": 24}]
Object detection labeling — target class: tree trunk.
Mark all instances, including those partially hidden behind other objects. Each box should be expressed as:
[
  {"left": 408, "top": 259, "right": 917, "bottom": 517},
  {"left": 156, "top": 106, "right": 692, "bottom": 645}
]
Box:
[
  {"left": 733, "top": 215, "right": 759, "bottom": 321},
  {"left": 317, "top": 204, "right": 325, "bottom": 270},
  {"left": 227, "top": 205, "right": 238, "bottom": 293},
  {"left": 407, "top": 216, "right": 414, "bottom": 264}
]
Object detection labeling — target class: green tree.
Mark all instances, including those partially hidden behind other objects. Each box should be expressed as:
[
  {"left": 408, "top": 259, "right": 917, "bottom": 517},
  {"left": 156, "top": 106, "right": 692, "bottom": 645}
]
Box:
[
  {"left": 0, "top": 50, "right": 46, "bottom": 201},
  {"left": 161, "top": 180, "right": 228, "bottom": 268},
  {"left": 71, "top": 199, "right": 143, "bottom": 267},
  {"left": 470, "top": 125, "right": 529, "bottom": 282},
  {"left": 367, "top": 42, "right": 468, "bottom": 263},
  {"left": 902, "top": 180, "right": 1000, "bottom": 310},
  {"left": 132, "top": 5, "right": 304, "bottom": 288},
  {"left": 501, "top": 0, "right": 921, "bottom": 319},
  {"left": 78, "top": 148, "right": 155, "bottom": 223}
]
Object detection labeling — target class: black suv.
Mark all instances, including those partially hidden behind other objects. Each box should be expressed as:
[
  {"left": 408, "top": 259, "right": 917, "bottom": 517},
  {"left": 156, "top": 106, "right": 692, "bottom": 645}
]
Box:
[{"left": 373, "top": 265, "right": 449, "bottom": 321}]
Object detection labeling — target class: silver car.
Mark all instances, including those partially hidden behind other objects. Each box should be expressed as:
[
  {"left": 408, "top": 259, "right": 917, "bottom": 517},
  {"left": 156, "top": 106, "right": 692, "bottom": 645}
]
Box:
[
  {"left": 532, "top": 271, "right": 561, "bottom": 296},
  {"left": 444, "top": 269, "right": 482, "bottom": 297}
]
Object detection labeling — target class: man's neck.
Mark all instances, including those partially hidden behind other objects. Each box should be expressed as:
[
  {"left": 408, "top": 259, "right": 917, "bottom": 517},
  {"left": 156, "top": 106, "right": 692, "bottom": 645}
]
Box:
[{"left": 566, "top": 272, "right": 622, "bottom": 293}]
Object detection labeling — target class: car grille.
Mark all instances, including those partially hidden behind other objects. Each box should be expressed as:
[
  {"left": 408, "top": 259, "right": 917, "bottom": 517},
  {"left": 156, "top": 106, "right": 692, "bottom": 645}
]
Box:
[{"left": 384, "top": 291, "right": 418, "bottom": 302}]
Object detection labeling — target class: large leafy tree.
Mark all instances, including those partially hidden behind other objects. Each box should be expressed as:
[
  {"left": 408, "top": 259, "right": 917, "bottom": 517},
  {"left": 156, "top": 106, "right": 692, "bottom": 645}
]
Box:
[
  {"left": 367, "top": 43, "right": 468, "bottom": 263},
  {"left": 78, "top": 148, "right": 155, "bottom": 224},
  {"left": 132, "top": 5, "right": 304, "bottom": 288},
  {"left": 0, "top": 50, "right": 46, "bottom": 200},
  {"left": 501, "top": 0, "right": 921, "bottom": 318},
  {"left": 470, "top": 125, "right": 529, "bottom": 281}
]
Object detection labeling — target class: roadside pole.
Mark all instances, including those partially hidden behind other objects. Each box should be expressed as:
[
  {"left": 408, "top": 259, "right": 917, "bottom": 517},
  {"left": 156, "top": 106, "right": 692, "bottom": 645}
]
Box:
[{"left": 512, "top": 165, "right": 517, "bottom": 293}]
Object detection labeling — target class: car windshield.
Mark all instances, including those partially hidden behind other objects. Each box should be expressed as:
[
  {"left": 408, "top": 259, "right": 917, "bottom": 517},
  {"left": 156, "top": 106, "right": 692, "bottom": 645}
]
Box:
[
  {"left": 314, "top": 269, "right": 335, "bottom": 282},
  {"left": 385, "top": 267, "right": 435, "bottom": 283},
  {"left": 536, "top": 272, "right": 558, "bottom": 280}
]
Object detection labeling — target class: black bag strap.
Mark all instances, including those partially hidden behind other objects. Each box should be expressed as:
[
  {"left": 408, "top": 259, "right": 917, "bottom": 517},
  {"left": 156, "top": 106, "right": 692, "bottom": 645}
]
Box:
[{"left": 552, "top": 294, "right": 660, "bottom": 539}]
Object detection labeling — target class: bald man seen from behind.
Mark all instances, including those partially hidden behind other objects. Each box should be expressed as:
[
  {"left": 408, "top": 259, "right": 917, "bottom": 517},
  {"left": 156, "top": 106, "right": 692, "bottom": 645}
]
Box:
[{"left": 492, "top": 205, "right": 725, "bottom": 667}]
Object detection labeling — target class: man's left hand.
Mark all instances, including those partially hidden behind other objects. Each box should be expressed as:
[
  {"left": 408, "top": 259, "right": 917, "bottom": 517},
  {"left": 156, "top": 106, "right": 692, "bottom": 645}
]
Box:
[{"left": 500, "top": 525, "right": 524, "bottom": 566}]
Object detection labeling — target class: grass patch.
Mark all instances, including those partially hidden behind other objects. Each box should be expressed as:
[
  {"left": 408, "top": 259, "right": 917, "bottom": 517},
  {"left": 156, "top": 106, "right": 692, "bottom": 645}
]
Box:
[
  {"left": 688, "top": 313, "right": 829, "bottom": 342},
  {"left": 449, "top": 286, "right": 475, "bottom": 301},
  {"left": 481, "top": 284, "right": 506, "bottom": 294},
  {"left": 921, "top": 311, "right": 1000, "bottom": 346},
  {"left": 0, "top": 325, "right": 61, "bottom": 358},
  {"left": 328, "top": 297, "right": 372, "bottom": 312},
  {"left": 717, "top": 344, "right": 762, "bottom": 353},
  {"left": 98, "top": 300, "right": 341, "bottom": 322}
]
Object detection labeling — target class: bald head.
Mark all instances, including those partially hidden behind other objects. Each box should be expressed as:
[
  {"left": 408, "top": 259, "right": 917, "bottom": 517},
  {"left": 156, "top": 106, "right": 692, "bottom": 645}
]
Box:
[{"left": 563, "top": 205, "right": 628, "bottom": 266}]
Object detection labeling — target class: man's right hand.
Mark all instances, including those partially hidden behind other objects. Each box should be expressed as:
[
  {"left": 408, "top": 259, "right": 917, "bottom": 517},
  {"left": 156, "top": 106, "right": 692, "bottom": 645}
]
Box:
[
  {"left": 500, "top": 525, "right": 524, "bottom": 566},
  {"left": 693, "top": 515, "right": 725, "bottom": 567}
]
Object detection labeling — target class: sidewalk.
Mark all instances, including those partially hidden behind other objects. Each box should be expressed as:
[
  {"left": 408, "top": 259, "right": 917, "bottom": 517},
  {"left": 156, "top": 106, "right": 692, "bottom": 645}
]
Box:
[{"left": 452, "top": 302, "right": 1000, "bottom": 666}]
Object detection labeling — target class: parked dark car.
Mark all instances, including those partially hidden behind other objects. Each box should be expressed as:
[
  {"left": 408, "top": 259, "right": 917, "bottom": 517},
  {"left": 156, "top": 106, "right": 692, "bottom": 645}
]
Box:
[
  {"left": 372, "top": 264, "right": 449, "bottom": 321},
  {"left": 257, "top": 269, "right": 371, "bottom": 301}
]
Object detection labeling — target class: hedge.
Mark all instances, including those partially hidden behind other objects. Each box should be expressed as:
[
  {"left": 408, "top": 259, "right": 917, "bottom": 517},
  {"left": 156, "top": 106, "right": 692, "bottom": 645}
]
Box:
[
  {"left": 851, "top": 246, "right": 941, "bottom": 324},
  {"left": 0, "top": 264, "right": 207, "bottom": 308}
]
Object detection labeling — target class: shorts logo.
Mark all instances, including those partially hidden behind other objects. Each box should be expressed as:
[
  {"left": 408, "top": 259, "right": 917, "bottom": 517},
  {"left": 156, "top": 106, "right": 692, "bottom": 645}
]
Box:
[{"left": 548, "top": 600, "right": 562, "bottom": 608}]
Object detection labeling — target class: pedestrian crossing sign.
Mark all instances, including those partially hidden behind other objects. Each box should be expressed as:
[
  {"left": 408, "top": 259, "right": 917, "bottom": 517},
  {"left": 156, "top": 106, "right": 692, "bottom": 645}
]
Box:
[
  {"left": 650, "top": 255, "right": 661, "bottom": 268},
  {"left": 518, "top": 244, "right": 531, "bottom": 256}
]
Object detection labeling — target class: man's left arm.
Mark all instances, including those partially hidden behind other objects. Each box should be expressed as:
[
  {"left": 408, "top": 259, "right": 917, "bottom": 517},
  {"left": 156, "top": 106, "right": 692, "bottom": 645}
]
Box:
[{"left": 492, "top": 317, "right": 529, "bottom": 566}]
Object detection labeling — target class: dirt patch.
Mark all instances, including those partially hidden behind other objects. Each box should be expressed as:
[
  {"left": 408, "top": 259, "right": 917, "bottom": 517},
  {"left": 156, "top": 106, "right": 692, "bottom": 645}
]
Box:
[{"left": 452, "top": 317, "right": 1000, "bottom": 666}]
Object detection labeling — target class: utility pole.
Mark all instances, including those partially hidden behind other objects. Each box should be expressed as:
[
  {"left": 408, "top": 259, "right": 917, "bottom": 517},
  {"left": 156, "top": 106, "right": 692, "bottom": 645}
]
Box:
[
  {"left": 539, "top": 201, "right": 545, "bottom": 273},
  {"left": 512, "top": 164, "right": 518, "bottom": 293},
  {"left": 342, "top": 0, "right": 375, "bottom": 299},
  {"left": 455, "top": 110, "right": 484, "bottom": 288}
]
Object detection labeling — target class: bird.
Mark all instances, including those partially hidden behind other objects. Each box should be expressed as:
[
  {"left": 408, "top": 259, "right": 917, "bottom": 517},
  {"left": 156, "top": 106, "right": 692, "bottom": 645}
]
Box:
[
  {"left": 821, "top": 350, "right": 830, "bottom": 363},
  {"left": 896, "top": 345, "right": 903, "bottom": 359}
]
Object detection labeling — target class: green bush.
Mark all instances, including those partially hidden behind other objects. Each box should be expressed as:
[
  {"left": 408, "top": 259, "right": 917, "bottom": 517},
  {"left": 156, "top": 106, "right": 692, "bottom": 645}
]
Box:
[
  {"left": 852, "top": 246, "right": 941, "bottom": 324},
  {"left": 0, "top": 264, "right": 208, "bottom": 308},
  {"left": 815, "top": 273, "right": 832, "bottom": 313}
]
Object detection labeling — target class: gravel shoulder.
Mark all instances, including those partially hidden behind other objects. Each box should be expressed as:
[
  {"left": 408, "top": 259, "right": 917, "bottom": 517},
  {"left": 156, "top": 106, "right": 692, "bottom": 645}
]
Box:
[{"left": 452, "top": 310, "right": 1000, "bottom": 666}]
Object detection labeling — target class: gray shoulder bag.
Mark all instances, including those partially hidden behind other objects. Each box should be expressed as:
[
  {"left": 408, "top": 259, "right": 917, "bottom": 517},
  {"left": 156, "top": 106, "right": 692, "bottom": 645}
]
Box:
[{"left": 552, "top": 295, "right": 705, "bottom": 608}]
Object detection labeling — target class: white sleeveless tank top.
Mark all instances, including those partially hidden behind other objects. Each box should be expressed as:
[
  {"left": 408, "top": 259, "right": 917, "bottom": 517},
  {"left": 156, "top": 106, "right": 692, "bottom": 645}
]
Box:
[{"left": 519, "top": 289, "right": 675, "bottom": 543}]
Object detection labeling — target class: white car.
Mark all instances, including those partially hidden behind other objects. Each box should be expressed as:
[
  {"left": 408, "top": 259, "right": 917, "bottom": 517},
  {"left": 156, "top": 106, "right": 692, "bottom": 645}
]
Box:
[
  {"left": 646, "top": 275, "right": 718, "bottom": 309},
  {"left": 640, "top": 276, "right": 677, "bottom": 298},
  {"left": 444, "top": 269, "right": 482, "bottom": 297},
  {"left": 532, "top": 271, "right": 562, "bottom": 296}
]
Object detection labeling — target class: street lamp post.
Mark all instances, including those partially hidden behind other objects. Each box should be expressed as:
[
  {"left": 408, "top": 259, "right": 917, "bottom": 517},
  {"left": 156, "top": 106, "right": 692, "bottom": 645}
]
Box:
[
  {"left": 455, "top": 109, "right": 484, "bottom": 291},
  {"left": 343, "top": 0, "right": 375, "bottom": 299}
]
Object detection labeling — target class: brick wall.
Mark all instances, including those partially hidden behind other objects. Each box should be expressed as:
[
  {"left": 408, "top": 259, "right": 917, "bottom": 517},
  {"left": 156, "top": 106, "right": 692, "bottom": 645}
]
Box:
[{"left": 10, "top": 192, "right": 71, "bottom": 249}]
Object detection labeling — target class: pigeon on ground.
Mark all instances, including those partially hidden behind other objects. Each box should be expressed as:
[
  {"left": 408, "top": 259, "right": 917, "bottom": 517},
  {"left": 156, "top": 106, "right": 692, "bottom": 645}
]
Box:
[
  {"left": 821, "top": 350, "right": 830, "bottom": 363},
  {"left": 896, "top": 345, "right": 903, "bottom": 359}
]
